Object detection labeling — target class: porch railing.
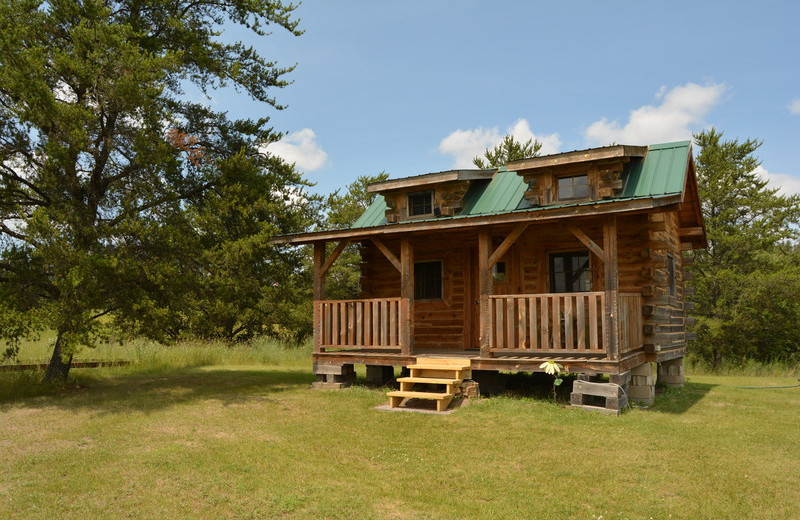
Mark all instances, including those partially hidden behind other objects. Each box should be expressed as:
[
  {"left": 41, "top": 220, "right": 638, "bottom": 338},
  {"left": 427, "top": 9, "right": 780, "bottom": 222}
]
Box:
[
  {"left": 317, "top": 298, "right": 402, "bottom": 351},
  {"left": 618, "top": 292, "right": 644, "bottom": 355},
  {"left": 488, "top": 292, "right": 643, "bottom": 356}
]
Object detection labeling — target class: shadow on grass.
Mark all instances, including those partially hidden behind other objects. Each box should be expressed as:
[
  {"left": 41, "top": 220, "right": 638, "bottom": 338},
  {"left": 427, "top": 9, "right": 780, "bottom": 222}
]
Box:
[
  {"left": 0, "top": 366, "right": 316, "bottom": 414},
  {"left": 649, "top": 381, "right": 717, "bottom": 414}
]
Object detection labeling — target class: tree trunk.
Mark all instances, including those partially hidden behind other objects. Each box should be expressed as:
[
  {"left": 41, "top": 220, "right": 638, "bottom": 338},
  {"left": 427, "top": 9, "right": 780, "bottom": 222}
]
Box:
[
  {"left": 711, "top": 347, "right": 723, "bottom": 371},
  {"left": 43, "top": 332, "right": 72, "bottom": 382}
]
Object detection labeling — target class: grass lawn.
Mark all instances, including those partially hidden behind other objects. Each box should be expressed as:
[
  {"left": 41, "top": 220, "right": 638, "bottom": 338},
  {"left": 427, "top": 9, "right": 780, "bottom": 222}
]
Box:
[{"left": 1, "top": 344, "right": 798, "bottom": 519}]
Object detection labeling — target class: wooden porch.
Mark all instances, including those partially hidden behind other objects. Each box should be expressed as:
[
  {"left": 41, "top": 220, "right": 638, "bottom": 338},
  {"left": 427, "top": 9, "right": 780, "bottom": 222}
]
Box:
[
  {"left": 310, "top": 214, "right": 648, "bottom": 374},
  {"left": 314, "top": 290, "right": 644, "bottom": 369}
]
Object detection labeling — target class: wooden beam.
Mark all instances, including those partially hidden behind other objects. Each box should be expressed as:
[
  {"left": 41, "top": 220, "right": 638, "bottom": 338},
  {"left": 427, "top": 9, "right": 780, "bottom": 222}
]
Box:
[
  {"left": 478, "top": 230, "right": 492, "bottom": 358},
  {"left": 487, "top": 223, "right": 529, "bottom": 268},
  {"left": 678, "top": 226, "right": 704, "bottom": 237},
  {"left": 506, "top": 145, "right": 646, "bottom": 172},
  {"left": 567, "top": 224, "right": 607, "bottom": 263},
  {"left": 312, "top": 242, "right": 326, "bottom": 354},
  {"left": 370, "top": 238, "right": 401, "bottom": 272},
  {"left": 399, "top": 239, "right": 414, "bottom": 356},
  {"left": 319, "top": 239, "right": 351, "bottom": 276},
  {"left": 603, "top": 215, "right": 619, "bottom": 361}
]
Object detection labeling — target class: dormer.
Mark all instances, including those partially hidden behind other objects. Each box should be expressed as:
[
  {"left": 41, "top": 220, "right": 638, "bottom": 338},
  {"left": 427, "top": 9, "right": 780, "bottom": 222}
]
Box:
[
  {"left": 506, "top": 145, "right": 647, "bottom": 206},
  {"left": 367, "top": 169, "right": 494, "bottom": 223}
]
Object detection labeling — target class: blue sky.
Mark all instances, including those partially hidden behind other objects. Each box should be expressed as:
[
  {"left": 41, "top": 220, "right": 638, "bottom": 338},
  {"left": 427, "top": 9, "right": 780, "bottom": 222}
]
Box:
[{"left": 215, "top": 0, "right": 800, "bottom": 196}]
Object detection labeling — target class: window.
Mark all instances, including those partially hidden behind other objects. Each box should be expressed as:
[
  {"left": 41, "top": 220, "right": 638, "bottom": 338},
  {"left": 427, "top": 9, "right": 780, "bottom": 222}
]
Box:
[
  {"left": 414, "top": 260, "right": 443, "bottom": 300},
  {"left": 492, "top": 261, "right": 506, "bottom": 282},
  {"left": 408, "top": 191, "right": 433, "bottom": 216},
  {"left": 549, "top": 251, "right": 591, "bottom": 293},
  {"left": 667, "top": 254, "right": 677, "bottom": 297},
  {"left": 557, "top": 174, "right": 589, "bottom": 201}
]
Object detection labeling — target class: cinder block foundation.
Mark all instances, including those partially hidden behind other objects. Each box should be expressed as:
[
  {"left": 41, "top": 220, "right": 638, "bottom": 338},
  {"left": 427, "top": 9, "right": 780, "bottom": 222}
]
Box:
[
  {"left": 312, "top": 363, "right": 355, "bottom": 389},
  {"left": 628, "top": 363, "right": 655, "bottom": 405},
  {"left": 658, "top": 357, "right": 685, "bottom": 387}
]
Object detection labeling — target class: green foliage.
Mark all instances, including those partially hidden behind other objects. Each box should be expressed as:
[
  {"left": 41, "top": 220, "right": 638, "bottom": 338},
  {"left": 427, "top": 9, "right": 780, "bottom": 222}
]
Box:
[
  {"left": 322, "top": 173, "right": 389, "bottom": 300},
  {"left": 689, "top": 129, "right": 800, "bottom": 368},
  {"left": 0, "top": 0, "right": 310, "bottom": 378},
  {"left": 472, "top": 134, "right": 542, "bottom": 169}
]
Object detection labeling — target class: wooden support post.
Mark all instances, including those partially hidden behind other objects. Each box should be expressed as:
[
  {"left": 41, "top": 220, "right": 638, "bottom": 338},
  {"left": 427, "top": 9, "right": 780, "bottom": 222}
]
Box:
[
  {"left": 478, "top": 230, "right": 492, "bottom": 358},
  {"left": 320, "top": 239, "right": 351, "bottom": 277},
  {"left": 567, "top": 224, "right": 607, "bottom": 264},
  {"left": 313, "top": 242, "right": 326, "bottom": 354},
  {"left": 487, "top": 223, "right": 529, "bottom": 268},
  {"left": 603, "top": 216, "right": 619, "bottom": 361},
  {"left": 400, "top": 239, "right": 414, "bottom": 356},
  {"left": 370, "top": 238, "right": 401, "bottom": 272}
]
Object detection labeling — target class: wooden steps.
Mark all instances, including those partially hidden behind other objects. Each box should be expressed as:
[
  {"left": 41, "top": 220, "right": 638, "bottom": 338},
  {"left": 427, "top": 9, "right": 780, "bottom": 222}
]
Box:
[{"left": 387, "top": 357, "right": 471, "bottom": 412}]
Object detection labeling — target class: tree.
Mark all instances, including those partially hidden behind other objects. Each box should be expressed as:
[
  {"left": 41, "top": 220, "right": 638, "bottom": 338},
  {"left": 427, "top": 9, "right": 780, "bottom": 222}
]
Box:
[
  {"left": 0, "top": 0, "right": 308, "bottom": 380},
  {"left": 473, "top": 135, "right": 542, "bottom": 169},
  {"left": 322, "top": 173, "right": 389, "bottom": 300},
  {"left": 689, "top": 128, "right": 800, "bottom": 368}
]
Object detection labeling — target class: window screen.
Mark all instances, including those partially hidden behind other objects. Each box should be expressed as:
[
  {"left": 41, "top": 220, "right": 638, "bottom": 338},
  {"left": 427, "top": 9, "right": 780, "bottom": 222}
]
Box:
[
  {"left": 414, "top": 260, "right": 442, "bottom": 300},
  {"left": 408, "top": 191, "right": 433, "bottom": 216},
  {"left": 557, "top": 175, "right": 589, "bottom": 201}
]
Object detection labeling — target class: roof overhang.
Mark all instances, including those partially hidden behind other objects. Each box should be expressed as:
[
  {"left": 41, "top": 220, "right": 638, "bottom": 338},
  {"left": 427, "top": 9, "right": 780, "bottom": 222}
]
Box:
[
  {"left": 273, "top": 194, "right": 683, "bottom": 245},
  {"left": 366, "top": 169, "right": 494, "bottom": 193},
  {"left": 506, "top": 145, "right": 647, "bottom": 172}
]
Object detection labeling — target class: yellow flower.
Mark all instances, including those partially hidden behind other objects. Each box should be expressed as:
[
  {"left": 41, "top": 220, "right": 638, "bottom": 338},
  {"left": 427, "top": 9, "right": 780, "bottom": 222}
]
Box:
[{"left": 539, "top": 360, "right": 563, "bottom": 376}]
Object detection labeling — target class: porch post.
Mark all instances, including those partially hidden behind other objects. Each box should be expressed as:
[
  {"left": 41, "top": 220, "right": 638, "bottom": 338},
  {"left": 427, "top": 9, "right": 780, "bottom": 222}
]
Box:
[
  {"left": 603, "top": 216, "right": 619, "bottom": 360},
  {"left": 478, "top": 230, "right": 492, "bottom": 358},
  {"left": 312, "top": 241, "right": 326, "bottom": 354},
  {"left": 400, "top": 238, "right": 414, "bottom": 356}
]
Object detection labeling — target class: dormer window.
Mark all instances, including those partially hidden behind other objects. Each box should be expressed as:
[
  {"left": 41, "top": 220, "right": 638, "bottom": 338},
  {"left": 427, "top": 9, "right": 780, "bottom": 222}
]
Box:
[
  {"left": 557, "top": 174, "right": 589, "bottom": 201},
  {"left": 408, "top": 190, "right": 434, "bottom": 217}
]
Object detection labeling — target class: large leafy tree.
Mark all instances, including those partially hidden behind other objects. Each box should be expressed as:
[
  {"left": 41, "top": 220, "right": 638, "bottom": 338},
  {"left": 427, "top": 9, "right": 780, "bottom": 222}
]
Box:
[
  {"left": 689, "top": 129, "right": 800, "bottom": 368},
  {"left": 0, "top": 0, "right": 309, "bottom": 379},
  {"left": 473, "top": 135, "right": 542, "bottom": 169}
]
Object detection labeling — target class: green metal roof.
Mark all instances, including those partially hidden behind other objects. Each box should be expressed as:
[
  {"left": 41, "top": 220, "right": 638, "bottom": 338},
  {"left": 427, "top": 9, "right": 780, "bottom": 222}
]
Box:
[{"left": 351, "top": 141, "right": 691, "bottom": 230}]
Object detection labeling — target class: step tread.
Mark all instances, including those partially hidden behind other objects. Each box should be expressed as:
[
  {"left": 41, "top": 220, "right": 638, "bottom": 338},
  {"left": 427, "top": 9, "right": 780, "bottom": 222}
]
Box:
[
  {"left": 408, "top": 363, "right": 470, "bottom": 371},
  {"left": 397, "top": 377, "right": 462, "bottom": 385},
  {"left": 387, "top": 390, "right": 454, "bottom": 400}
]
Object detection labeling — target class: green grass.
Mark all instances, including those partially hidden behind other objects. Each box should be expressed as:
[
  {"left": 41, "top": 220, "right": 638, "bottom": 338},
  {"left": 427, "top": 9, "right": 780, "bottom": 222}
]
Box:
[{"left": 1, "top": 343, "right": 798, "bottom": 519}]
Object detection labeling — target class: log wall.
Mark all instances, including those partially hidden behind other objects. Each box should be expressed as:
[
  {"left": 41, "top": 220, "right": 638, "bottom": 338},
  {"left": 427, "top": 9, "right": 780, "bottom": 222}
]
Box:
[{"left": 358, "top": 210, "right": 687, "bottom": 354}]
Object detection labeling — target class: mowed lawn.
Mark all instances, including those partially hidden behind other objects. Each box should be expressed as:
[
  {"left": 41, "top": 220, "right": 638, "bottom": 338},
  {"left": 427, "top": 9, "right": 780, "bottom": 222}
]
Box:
[{"left": 1, "top": 353, "right": 798, "bottom": 519}]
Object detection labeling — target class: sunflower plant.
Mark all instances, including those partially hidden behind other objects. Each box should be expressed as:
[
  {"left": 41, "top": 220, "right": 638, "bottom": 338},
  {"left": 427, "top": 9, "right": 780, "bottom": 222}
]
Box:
[{"left": 539, "top": 360, "right": 564, "bottom": 400}]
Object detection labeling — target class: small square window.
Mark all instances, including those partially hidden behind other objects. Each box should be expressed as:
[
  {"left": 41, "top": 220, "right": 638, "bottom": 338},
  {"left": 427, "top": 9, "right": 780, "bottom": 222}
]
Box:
[
  {"left": 414, "top": 260, "right": 442, "bottom": 300},
  {"left": 408, "top": 191, "right": 433, "bottom": 216},
  {"left": 557, "top": 175, "right": 589, "bottom": 201}
]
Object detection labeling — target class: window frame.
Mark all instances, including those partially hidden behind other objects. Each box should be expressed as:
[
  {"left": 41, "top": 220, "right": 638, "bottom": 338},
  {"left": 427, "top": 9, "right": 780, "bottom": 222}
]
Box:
[
  {"left": 555, "top": 174, "right": 590, "bottom": 202},
  {"left": 548, "top": 250, "right": 592, "bottom": 293},
  {"left": 407, "top": 190, "right": 434, "bottom": 218},
  {"left": 414, "top": 259, "right": 443, "bottom": 301}
]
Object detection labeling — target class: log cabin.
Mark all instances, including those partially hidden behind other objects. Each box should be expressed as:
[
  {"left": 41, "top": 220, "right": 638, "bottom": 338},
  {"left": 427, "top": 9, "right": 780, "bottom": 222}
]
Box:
[{"left": 273, "top": 141, "right": 706, "bottom": 414}]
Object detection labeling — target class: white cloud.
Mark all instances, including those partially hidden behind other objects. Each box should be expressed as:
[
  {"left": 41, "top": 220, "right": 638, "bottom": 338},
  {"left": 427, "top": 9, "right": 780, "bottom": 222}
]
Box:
[
  {"left": 788, "top": 98, "right": 800, "bottom": 115},
  {"left": 263, "top": 128, "right": 328, "bottom": 172},
  {"left": 438, "top": 118, "right": 561, "bottom": 168},
  {"left": 584, "top": 82, "right": 727, "bottom": 146},
  {"left": 753, "top": 165, "right": 800, "bottom": 196}
]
